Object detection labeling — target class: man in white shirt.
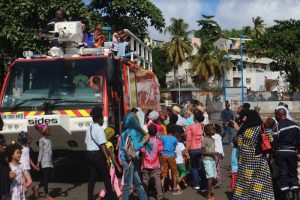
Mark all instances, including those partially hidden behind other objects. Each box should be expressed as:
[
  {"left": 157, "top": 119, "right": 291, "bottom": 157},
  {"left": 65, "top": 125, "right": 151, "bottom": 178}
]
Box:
[{"left": 85, "top": 106, "right": 116, "bottom": 200}]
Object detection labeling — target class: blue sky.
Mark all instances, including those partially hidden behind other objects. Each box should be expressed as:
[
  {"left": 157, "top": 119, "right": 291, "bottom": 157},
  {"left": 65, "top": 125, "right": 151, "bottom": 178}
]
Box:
[
  {"left": 199, "top": 0, "right": 219, "bottom": 16},
  {"left": 84, "top": 0, "right": 300, "bottom": 41}
]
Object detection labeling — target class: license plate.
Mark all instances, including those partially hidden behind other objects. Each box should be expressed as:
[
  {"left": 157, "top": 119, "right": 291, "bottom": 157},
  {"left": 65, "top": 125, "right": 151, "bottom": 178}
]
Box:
[{"left": 1, "top": 113, "right": 24, "bottom": 120}]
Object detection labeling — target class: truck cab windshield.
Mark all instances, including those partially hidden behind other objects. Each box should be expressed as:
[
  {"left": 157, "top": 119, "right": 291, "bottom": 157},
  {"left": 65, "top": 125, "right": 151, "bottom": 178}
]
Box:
[{"left": 2, "top": 58, "right": 106, "bottom": 109}]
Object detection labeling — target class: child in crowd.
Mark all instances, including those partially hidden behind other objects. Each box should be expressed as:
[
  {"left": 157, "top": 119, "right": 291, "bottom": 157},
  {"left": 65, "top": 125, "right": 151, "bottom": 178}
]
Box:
[
  {"left": 93, "top": 23, "right": 105, "bottom": 48},
  {"left": 99, "top": 127, "right": 122, "bottom": 200},
  {"left": 32, "top": 124, "right": 55, "bottom": 200},
  {"left": 147, "top": 110, "right": 166, "bottom": 137},
  {"left": 212, "top": 124, "right": 224, "bottom": 188},
  {"left": 231, "top": 138, "right": 238, "bottom": 191},
  {"left": 161, "top": 124, "right": 182, "bottom": 195},
  {"left": 202, "top": 124, "right": 218, "bottom": 200},
  {"left": 174, "top": 133, "right": 189, "bottom": 189},
  {"left": 7, "top": 143, "right": 31, "bottom": 200},
  {"left": 18, "top": 131, "right": 33, "bottom": 193},
  {"left": 140, "top": 124, "right": 164, "bottom": 200}
]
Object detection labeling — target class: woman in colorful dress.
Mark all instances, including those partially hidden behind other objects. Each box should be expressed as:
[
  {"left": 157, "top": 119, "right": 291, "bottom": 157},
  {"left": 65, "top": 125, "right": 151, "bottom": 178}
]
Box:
[{"left": 232, "top": 110, "right": 274, "bottom": 200}]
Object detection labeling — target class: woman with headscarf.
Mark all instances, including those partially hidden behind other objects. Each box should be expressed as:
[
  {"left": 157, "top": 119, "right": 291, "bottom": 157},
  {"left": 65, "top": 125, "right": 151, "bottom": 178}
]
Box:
[
  {"left": 119, "top": 112, "right": 150, "bottom": 200},
  {"left": 232, "top": 110, "right": 275, "bottom": 200}
]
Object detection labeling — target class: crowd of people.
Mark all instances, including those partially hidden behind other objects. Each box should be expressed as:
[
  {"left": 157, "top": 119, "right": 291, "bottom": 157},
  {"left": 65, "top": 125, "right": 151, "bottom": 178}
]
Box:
[
  {"left": 1, "top": 100, "right": 300, "bottom": 200},
  {"left": 84, "top": 103, "right": 225, "bottom": 200}
]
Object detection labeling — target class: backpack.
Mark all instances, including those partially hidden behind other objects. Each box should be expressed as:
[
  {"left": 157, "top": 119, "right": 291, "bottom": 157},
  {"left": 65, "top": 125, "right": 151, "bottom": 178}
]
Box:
[{"left": 123, "top": 136, "right": 137, "bottom": 162}]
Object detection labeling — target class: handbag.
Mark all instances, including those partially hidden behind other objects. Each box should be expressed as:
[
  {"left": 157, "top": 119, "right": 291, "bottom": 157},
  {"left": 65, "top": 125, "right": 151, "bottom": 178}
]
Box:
[
  {"left": 123, "top": 135, "right": 137, "bottom": 162},
  {"left": 261, "top": 125, "right": 272, "bottom": 152}
]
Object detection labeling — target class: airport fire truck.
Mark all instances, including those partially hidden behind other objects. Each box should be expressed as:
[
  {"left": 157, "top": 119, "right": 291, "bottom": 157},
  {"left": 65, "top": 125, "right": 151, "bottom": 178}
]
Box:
[{"left": 0, "top": 21, "right": 160, "bottom": 177}]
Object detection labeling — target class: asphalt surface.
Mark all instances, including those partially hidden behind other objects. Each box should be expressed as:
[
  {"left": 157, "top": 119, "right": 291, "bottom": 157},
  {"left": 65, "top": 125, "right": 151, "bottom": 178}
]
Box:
[{"left": 26, "top": 143, "right": 234, "bottom": 200}]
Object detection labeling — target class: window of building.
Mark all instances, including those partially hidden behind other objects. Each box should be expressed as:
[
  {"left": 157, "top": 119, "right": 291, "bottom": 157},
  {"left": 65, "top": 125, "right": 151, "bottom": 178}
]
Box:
[{"left": 246, "top": 78, "right": 251, "bottom": 84}]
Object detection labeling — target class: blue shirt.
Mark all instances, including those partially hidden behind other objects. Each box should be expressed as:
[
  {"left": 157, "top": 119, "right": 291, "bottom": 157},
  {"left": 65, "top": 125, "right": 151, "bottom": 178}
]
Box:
[
  {"left": 184, "top": 116, "right": 194, "bottom": 126},
  {"left": 85, "top": 123, "right": 107, "bottom": 151},
  {"left": 221, "top": 108, "right": 234, "bottom": 122},
  {"left": 161, "top": 135, "right": 178, "bottom": 157}
]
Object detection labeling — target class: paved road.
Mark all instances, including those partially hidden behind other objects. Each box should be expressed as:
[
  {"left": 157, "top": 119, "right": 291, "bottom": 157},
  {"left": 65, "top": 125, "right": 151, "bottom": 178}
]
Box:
[{"left": 26, "top": 144, "right": 234, "bottom": 200}]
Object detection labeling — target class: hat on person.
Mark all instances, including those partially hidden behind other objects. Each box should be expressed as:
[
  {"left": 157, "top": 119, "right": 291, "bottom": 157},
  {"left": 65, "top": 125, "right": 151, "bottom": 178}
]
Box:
[
  {"left": 172, "top": 105, "right": 181, "bottom": 114},
  {"left": 104, "top": 127, "right": 115, "bottom": 141},
  {"left": 34, "top": 123, "right": 48, "bottom": 134},
  {"left": 149, "top": 111, "right": 159, "bottom": 121}
]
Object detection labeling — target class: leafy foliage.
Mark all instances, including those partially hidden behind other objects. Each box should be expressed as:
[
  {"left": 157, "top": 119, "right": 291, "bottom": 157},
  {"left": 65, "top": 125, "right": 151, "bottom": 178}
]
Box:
[
  {"left": 195, "top": 15, "right": 222, "bottom": 42},
  {"left": 248, "top": 19, "right": 300, "bottom": 92},
  {"left": 90, "top": 0, "right": 165, "bottom": 40},
  {"left": 190, "top": 41, "right": 230, "bottom": 82},
  {"left": 163, "top": 18, "right": 193, "bottom": 69},
  {"left": 222, "top": 29, "right": 243, "bottom": 38},
  {"left": 152, "top": 47, "right": 172, "bottom": 88},
  {"left": 0, "top": 0, "right": 96, "bottom": 56},
  {"left": 252, "top": 16, "right": 265, "bottom": 39}
]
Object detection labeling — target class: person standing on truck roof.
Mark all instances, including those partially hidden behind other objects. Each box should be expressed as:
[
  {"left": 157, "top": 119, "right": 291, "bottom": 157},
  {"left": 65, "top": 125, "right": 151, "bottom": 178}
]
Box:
[
  {"left": 85, "top": 106, "right": 116, "bottom": 200},
  {"left": 41, "top": 10, "right": 66, "bottom": 47},
  {"left": 41, "top": 10, "right": 65, "bottom": 34}
]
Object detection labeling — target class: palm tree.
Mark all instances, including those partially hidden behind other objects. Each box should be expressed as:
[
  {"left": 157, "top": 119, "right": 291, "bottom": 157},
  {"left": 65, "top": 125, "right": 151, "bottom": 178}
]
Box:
[
  {"left": 190, "top": 41, "right": 230, "bottom": 84},
  {"left": 243, "top": 26, "right": 252, "bottom": 36},
  {"left": 163, "top": 18, "right": 193, "bottom": 87},
  {"left": 252, "top": 16, "right": 265, "bottom": 38}
]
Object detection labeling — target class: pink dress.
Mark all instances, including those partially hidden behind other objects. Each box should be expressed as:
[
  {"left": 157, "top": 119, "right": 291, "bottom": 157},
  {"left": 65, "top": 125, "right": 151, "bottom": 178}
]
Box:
[{"left": 9, "top": 163, "right": 26, "bottom": 200}]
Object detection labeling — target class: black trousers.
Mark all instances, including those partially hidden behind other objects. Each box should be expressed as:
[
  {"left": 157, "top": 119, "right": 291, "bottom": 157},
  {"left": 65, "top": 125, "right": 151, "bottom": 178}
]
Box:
[
  {"left": 274, "top": 151, "right": 298, "bottom": 190},
  {"left": 39, "top": 167, "right": 52, "bottom": 194},
  {"left": 86, "top": 151, "right": 115, "bottom": 200}
]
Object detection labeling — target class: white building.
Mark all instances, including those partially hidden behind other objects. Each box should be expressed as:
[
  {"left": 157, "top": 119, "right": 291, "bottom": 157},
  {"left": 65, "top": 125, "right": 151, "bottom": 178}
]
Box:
[
  {"left": 165, "top": 38, "right": 200, "bottom": 88},
  {"left": 214, "top": 38, "right": 287, "bottom": 93}
]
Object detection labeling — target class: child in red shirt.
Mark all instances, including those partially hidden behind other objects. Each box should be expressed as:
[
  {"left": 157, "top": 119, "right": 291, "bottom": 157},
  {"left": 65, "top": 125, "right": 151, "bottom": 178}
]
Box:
[{"left": 140, "top": 124, "right": 164, "bottom": 200}]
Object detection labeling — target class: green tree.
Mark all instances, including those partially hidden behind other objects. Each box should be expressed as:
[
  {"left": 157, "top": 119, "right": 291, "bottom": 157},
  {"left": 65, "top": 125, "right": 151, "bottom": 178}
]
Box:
[
  {"left": 243, "top": 26, "right": 252, "bottom": 36},
  {"left": 152, "top": 47, "right": 172, "bottom": 88},
  {"left": 163, "top": 18, "right": 193, "bottom": 87},
  {"left": 190, "top": 41, "right": 230, "bottom": 83},
  {"left": 252, "top": 16, "right": 265, "bottom": 38},
  {"left": 195, "top": 15, "right": 222, "bottom": 42},
  {"left": 0, "top": 0, "right": 96, "bottom": 57},
  {"left": 89, "top": 0, "right": 165, "bottom": 40},
  {"left": 222, "top": 28, "right": 243, "bottom": 38},
  {"left": 248, "top": 19, "right": 300, "bottom": 92}
]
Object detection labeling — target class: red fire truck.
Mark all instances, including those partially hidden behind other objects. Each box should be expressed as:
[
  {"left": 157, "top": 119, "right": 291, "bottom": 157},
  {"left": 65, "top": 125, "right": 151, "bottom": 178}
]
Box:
[{"left": 0, "top": 21, "right": 160, "bottom": 178}]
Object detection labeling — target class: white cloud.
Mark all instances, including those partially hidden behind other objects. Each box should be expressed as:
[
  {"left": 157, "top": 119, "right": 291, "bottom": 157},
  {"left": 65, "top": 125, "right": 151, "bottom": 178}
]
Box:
[
  {"left": 148, "top": 0, "right": 201, "bottom": 41},
  {"left": 215, "top": 0, "right": 300, "bottom": 30}
]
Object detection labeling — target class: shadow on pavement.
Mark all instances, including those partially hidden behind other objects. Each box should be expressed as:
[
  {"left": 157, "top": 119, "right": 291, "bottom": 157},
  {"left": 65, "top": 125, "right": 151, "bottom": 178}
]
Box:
[
  {"left": 26, "top": 183, "right": 82, "bottom": 200},
  {"left": 225, "top": 191, "right": 233, "bottom": 200}
]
